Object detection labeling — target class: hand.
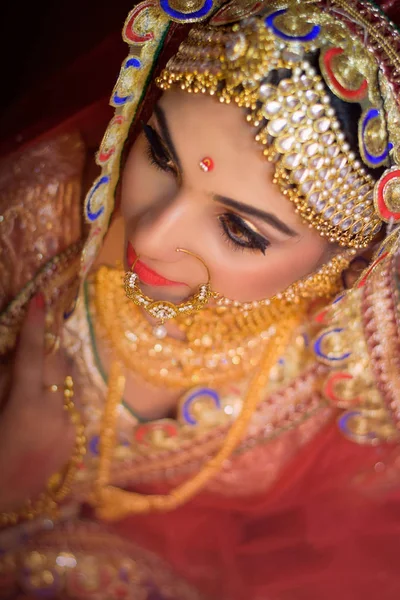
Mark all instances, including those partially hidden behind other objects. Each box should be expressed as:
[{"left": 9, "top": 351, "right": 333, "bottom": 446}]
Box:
[{"left": 0, "top": 294, "right": 77, "bottom": 513}]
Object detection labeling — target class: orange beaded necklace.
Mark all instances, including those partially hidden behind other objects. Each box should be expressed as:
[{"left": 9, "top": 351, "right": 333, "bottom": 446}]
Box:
[{"left": 91, "top": 317, "right": 298, "bottom": 520}]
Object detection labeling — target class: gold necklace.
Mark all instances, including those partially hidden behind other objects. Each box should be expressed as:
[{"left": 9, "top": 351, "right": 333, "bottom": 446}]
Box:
[
  {"left": 93, "top": 316, "right": 298, "bottom": 519},
  {"left": 93, "top": 266, "right": 306, "bottom": 388}
]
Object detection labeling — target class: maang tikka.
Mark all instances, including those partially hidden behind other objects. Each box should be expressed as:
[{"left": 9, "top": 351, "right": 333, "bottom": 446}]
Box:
[{"left": 124, "top": 248, "right": 215, "bottom": 338}]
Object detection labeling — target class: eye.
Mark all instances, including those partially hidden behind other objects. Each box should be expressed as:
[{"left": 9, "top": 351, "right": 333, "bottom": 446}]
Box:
[
  {"left": 218, "top": 213, "right": 270, "bottom": 255},
  {"left": 142, "top": 123, "right": 177, "bottom": 174}
]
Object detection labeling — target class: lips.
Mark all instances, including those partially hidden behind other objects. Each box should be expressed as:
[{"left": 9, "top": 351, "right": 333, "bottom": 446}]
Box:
[{"left": 126, "top": 242, "right": 187, "bottom": 287}]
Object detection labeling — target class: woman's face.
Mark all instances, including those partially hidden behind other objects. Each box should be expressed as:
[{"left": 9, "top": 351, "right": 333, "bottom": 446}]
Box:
[{"left": 121, "top": 89, "right": 330, "bottom": 303}]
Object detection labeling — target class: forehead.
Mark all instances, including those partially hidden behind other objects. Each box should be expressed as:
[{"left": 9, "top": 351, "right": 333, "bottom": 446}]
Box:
[
  {"left": 159, "top": 88, "right": 255, "bottom": 149},
  {"left": 156, "top": 89, "right": 310, "bottom": 228}
]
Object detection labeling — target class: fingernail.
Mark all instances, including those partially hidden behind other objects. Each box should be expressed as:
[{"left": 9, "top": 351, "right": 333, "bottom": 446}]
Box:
[{"left": 33, "top": 293, "right": 45, "bottom": 310}]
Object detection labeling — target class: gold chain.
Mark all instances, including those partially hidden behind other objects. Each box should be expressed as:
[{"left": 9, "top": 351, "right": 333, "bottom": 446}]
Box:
[
  {"left": 0, "top": 376, "right": 86, "bottom": 526},
  {"left": 94, "top": 266, "right": 301, "bottom": 388},
  {"left": 47, "top": 376, "right": 87, "bottom": 502},
  {"left": 92, "top": 316, "right": 298, "bottom": 519}
]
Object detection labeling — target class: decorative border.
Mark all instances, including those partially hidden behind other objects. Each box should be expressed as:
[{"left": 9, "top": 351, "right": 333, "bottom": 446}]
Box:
[
  {"left": 361, "top": 255, "right": 400, "bottom": 432},
  {"left": 81, "top": 2, "right": 171, "bottom": 277}
]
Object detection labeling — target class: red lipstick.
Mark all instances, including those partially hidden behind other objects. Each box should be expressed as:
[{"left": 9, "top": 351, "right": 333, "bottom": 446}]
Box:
[{"left": 126, "top": 243, "right": 187, "bottom": 287}]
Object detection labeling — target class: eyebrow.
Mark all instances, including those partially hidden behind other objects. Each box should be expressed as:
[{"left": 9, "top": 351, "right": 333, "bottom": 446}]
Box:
[
  {"left": 214, "top": 195, "right": 298, "bottom": 237},
  {"left": 153, "top": 105, "right": 298, "bottom": 238},
  {"left": 154, "top": 104, "right": 182, "bottom": 171}
]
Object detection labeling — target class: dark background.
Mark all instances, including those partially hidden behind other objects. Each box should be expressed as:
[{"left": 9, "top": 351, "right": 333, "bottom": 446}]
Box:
[
  {"left": 2, "top": 0, "right": 400, "bottom": 152},
  {"left": 0, "top": 1, "right": 134, "bottom": 148}
]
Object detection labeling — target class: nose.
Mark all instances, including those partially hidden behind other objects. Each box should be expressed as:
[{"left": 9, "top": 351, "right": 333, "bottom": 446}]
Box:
[{"left": 132, "top": 187, "right": 203, "bottom": 269}]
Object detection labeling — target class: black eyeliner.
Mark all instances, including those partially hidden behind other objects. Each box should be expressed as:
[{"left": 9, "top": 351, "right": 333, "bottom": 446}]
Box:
[
  {"left": 219, "top": 213, "right": 269, "bottom": 255},
  {"left": 141, "top": 122, "right": 170, "bottom": 162}
]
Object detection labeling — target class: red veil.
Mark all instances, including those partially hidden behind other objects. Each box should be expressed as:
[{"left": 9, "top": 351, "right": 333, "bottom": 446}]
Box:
[{"left": 2, "top": 2, "right": 400, "bottom": 599}]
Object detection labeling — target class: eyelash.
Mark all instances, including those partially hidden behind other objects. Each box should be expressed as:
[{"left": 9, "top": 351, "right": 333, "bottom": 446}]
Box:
[
  {"left": 143, "top": 126, "right": 176, "bottom": 174},
  {"left": 219, "top": 213, "right": 270, "bottom": 255},
  {"left": 143, "top": 133, "right": 269, "bottom": 256}
]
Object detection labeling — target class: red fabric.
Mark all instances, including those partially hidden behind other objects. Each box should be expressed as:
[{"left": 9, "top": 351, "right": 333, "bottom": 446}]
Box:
[
  {"left": 378, "top": 0, "right": 400, "bottom": 25},
  {"left": 5, "top": 3, "right": 400, "bottom": 597},
  {"left": 111, "top": 422, "right": 400, "bottom": 600},
  {"left": 0, "top": 30, "right": 127, "bottom": 158}
]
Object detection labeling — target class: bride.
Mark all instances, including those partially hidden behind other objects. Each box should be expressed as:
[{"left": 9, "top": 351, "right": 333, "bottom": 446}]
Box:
[{"left": 1, "top": 1, "right": 400, "bottom": 598}]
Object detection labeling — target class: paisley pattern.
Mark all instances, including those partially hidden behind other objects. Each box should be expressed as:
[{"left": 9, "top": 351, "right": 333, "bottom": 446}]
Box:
[
  {"left": 314, "top": 232, "right": 400, "bottom": 444},
  {"left": 81, "top": 2, "right": 170, "bottom": 275},
  {"left": 159, "top": 0, "right": 215, "bottom": 22}
]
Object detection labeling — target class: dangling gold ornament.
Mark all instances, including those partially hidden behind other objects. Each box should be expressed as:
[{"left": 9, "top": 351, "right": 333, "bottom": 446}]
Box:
[
  {"left": 93, "top": 253, "right": 350, "bottom": 388},
  {"left": 123, "top": 248, "right": 216, "bottom": 340}
]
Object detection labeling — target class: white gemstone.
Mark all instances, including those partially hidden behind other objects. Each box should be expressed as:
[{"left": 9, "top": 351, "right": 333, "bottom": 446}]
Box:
[
  {"left": 153, "top": 325, "right": 167, "bottom": 339},
  {"left": 315, "top": 117, "right": 331, "bottom": 133},
  {"left": 285, "top": 95, "right": 300, "bottom": 109},
  {"left": 263, "top": 100, "right": 282, "bottom": 117},
  {"left": 291, "top": 109, "right": 306, "bottom": 124},
  {"left": 362, "top": 207, "right": 373, "bottom": 217},
  {"left": 278, "top": 79, "right": 294, "bottom": 94},
  {"left": 299, "top": 75, "right": 312, "bottom": 88},
  {"left": 321, "top": 132, "right": 335, "bottom": 145},
  {"left": 332, "top": 212, "right": 343, "bottom": 226},
  {"left": 340, "top": 166, "right": 351, "bottom": 177},
  {"left": 309, "top": 103, "right": 325, "bottom": 118},
  {"left": 292, "top": 168, "right": 308, "bottom": 183},
  {"left": 301, "top": 180, "right": 314, "bottom": 194},
  {"left": 334, "top": 156, "right": 347, "bottom": 169},
  {"left": 298, "top": 126, "right": 313, "bottom": 142},
  {"left": 305, "top": 142, "right": 320, "bottom": 157},
  {"left": 340, "top": 217, "right": 353, "bottom": 230},
  {"left": 351, "top": 221, "right": 362, "bottom": 234},
  {"left": 282, "top": 48, "right": 303, "bottom": 63},
  {"left": 125, "top": 331, "right": 138, "bottom": 342},
  {"left": 325, "top": 179, "right": 335, "bottom": 190},
  {"left": 323, "top": 207, "right": 335, "bottom": 218},
  {"left": 326, "top": 145, "right": 340, "bottom": 157},
  {"left": 268, "top": 118, "right": 288, "bottom": 136},
  {"left": 259, "top": 83, "right": 276, "bottom": 100},
  {"left": 283, "top": 153, "right": 302, "bottom": 169},
  {"left": 363, "top": 224, "right": 373, "bottom": 235},
  {"left": 276, "top": 135, "right": 296, "bottom": 152},
  {"left": 309, "top": 192, "right": 320, "bottom": 206},
  {"left": 310, "top": 156, "right": 324, "bottom": 169},
  {"left": 358, "top": 184, "right": 371, "bottom": 197}
]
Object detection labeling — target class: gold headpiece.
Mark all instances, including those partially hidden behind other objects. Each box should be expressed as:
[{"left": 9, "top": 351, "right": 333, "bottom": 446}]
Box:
[
  {"left": 81, "top": 0, "right": 400, "bottom": 276},
  {"left": 157, "top": 0, "right": 400, "bottom": 248}
]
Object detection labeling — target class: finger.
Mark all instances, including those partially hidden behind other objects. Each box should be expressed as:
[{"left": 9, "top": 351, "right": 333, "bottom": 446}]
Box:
[
  {"left": 43, "top": 343, "right": 69, "bottom": 395},
  {"left": 13, "top": 293, "right": 46, "bottom": 390}
]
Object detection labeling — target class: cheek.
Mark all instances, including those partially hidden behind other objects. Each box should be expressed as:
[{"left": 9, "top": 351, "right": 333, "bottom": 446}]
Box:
[{"left": 211, "top": 237, "right": 326, "bottom": 302}]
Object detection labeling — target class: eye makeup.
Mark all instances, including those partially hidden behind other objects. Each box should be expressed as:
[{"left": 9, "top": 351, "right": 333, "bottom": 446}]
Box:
[
  {"left": 141, "top": 122, "right": 270, "bottom": 255},
  {"left": 142, "top": 122, "right": 175, "bottom": 172},
  {"left": 219, "top": 213, "right": 270, "bottom": 255}
]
